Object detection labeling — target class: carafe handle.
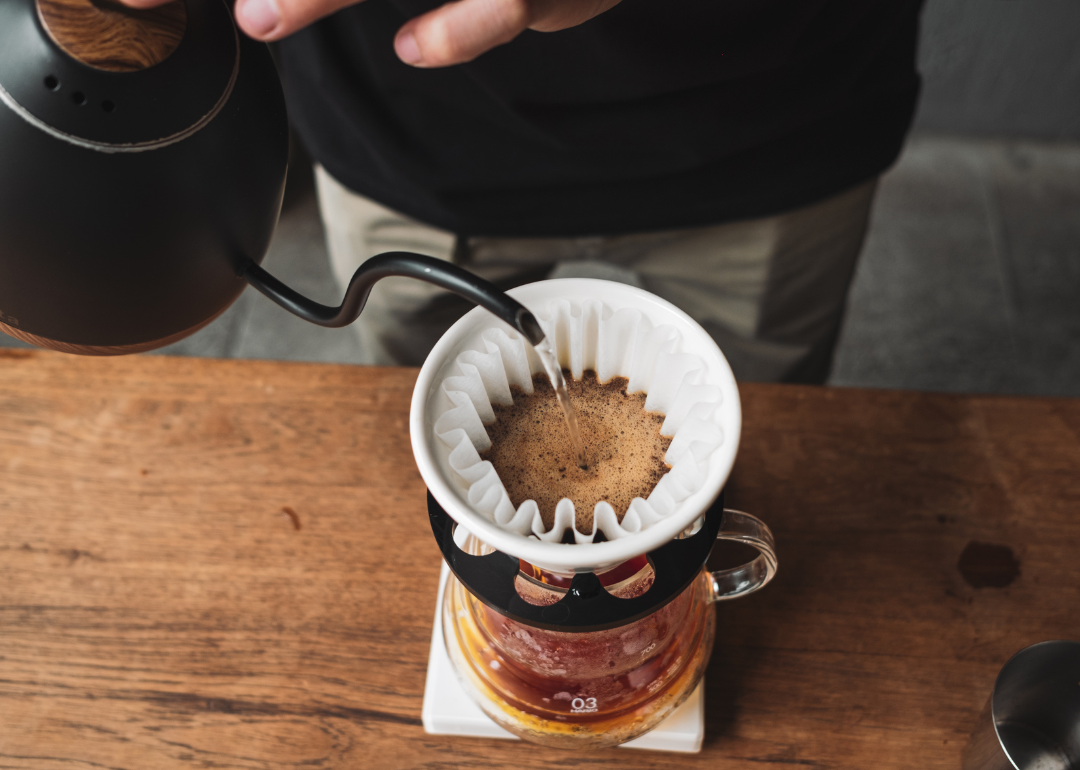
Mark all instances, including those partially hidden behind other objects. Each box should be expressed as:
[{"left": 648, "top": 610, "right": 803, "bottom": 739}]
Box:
[{"left": 707, "top": 509, "right": 778, "bottom": 602}]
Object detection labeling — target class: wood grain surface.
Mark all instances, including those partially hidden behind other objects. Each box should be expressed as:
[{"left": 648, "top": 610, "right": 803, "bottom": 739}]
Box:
[
  {"left": 38, "top": 0, "right": 186, "bottom": 73},
  {"left": 1, "top": 349, "right": 1078, "bottom": 769}
]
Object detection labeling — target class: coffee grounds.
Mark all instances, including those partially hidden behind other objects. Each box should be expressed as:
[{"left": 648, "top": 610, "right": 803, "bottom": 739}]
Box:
[{"left": 481, "top": 370, "right": 671, "bottom": 534}]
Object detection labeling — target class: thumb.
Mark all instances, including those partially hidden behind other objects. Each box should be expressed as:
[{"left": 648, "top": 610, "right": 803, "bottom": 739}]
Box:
[{"left": 234, "top": 0, "right": 365, "bottom": 41}]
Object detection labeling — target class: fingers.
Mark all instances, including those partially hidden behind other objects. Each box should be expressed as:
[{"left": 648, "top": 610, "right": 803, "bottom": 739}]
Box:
[
  {"left": 110, "top": 0, "right": 179, "bottom": 9},
  {"left": 394, "top": 0, "right": 531, "bottom": 68},
  {"left": 525, "top": 0, "right": 624, "bottom": 33},
  {"left": 394, "top": 0, "right": 623, "bottom": 68},
  {"left": 119, "top": 0, "right": 619, "bottom": 66},
  {"left": 234, "top": 0, "right": 363, "bottom": 41}
]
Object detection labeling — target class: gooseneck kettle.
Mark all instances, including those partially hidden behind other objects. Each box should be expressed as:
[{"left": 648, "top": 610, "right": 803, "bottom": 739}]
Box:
[{"left": 0, "top": 0, "right": 544, "bottom": 354}]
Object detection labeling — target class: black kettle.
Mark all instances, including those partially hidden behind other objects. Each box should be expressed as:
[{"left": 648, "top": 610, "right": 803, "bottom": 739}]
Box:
[{"left": 0, "top": 0, "right": 543, "bottom": 354}]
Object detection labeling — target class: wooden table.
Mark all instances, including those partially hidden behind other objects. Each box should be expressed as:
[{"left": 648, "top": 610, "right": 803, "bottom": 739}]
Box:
[{"left": 1, "top": 350, "right": 1078, "bottom": 769}]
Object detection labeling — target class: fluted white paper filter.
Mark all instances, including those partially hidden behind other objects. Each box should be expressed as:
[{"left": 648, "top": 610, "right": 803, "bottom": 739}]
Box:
[{"left": 431, "top": 297, "right": 726, "bottom": 547}]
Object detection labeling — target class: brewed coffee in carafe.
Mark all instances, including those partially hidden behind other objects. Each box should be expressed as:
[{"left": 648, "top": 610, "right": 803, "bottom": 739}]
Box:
[{"left": 444, "top": 546, "right": 717, "bottom": 748}]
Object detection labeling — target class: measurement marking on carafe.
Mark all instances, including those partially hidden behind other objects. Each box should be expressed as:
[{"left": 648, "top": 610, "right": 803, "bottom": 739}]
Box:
[{"left": 570, "top": 697, "right": 598, "bottom": 713}]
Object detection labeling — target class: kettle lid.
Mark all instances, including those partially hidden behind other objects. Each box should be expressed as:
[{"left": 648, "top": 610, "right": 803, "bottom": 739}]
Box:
[{"left": 0, "top": 0, "right": 238, "bottom": 151}]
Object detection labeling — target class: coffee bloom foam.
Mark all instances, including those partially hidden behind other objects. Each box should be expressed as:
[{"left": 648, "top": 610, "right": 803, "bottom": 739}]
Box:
[{"left": 433, "top": 298, "right": 724, "bottom": 545}]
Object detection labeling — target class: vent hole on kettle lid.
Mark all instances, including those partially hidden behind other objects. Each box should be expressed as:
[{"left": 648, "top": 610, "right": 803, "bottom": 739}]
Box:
[
  {"left": 44, "top": 75, "right": 59, "bottom": 90},
  {"left": 102, "top": 100, "right": 115, "bottom": 113},
  {"left": 72, "top": 91, "right": 86, "bottom": 106}
]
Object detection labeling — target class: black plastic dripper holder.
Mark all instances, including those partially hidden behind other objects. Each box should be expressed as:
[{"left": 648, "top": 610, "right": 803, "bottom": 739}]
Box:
[{"left": 427, "top": 490, "right": 725, "bottom": 632}]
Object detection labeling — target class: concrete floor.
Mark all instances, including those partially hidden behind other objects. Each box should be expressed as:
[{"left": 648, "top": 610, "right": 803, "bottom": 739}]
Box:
[
  {"left": 831, "top": 135, "right": 1080, "bottom": 397},
  {"left": 3, "top": 134, "right": 1078, "bottom": 398}
]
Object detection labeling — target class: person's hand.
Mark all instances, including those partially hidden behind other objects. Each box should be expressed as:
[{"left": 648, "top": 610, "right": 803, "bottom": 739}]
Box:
[
  {"left": 119, "top": 0, "right": 623, "bottom": 67},
  {"left": 388, "top": 0, "right": 624, "bottom": 68}
]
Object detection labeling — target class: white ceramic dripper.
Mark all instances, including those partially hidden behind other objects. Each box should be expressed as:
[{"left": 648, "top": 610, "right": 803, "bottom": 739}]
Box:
[{"left": 409, "top": 278, "right": 742, "bottom": 574}]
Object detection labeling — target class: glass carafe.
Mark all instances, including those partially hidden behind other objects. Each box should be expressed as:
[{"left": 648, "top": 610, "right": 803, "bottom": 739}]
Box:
[{"left": 441, "top": 509, "right": 777, "bottom": 749}]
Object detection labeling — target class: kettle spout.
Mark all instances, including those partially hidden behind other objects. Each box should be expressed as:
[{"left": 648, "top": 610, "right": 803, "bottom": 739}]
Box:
[{"left": 241, "top": 251, "right": 546, "bottom": 346}]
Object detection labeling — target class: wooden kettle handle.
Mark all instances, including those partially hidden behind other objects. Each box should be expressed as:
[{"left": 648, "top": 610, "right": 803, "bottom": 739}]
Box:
[{"left": 37, "top": 0, "right": 187, "bottom": 72}]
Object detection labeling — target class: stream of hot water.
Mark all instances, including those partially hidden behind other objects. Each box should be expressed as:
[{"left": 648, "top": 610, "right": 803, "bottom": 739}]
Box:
[{"left": 533, "top": 338, "right": 589, "bottom": 470}]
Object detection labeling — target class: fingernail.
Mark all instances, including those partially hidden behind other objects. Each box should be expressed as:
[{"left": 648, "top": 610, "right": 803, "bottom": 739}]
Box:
[
  {"left": 396, "top": 32, "right": 422, "bottom": 65},
  {"left": 238, "top": 0, "right": 281, "bottom": 38}
]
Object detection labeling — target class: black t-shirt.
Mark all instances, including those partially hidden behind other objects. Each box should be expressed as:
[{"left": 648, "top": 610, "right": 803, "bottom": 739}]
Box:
[{"left": 275, "top": 0, "right": 924, "bottom": 237}]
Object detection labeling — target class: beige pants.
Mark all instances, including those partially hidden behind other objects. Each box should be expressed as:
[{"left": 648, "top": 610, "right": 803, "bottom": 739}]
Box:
[{"left": 315, "top": 165, "right": 877, "bottom": 383}]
